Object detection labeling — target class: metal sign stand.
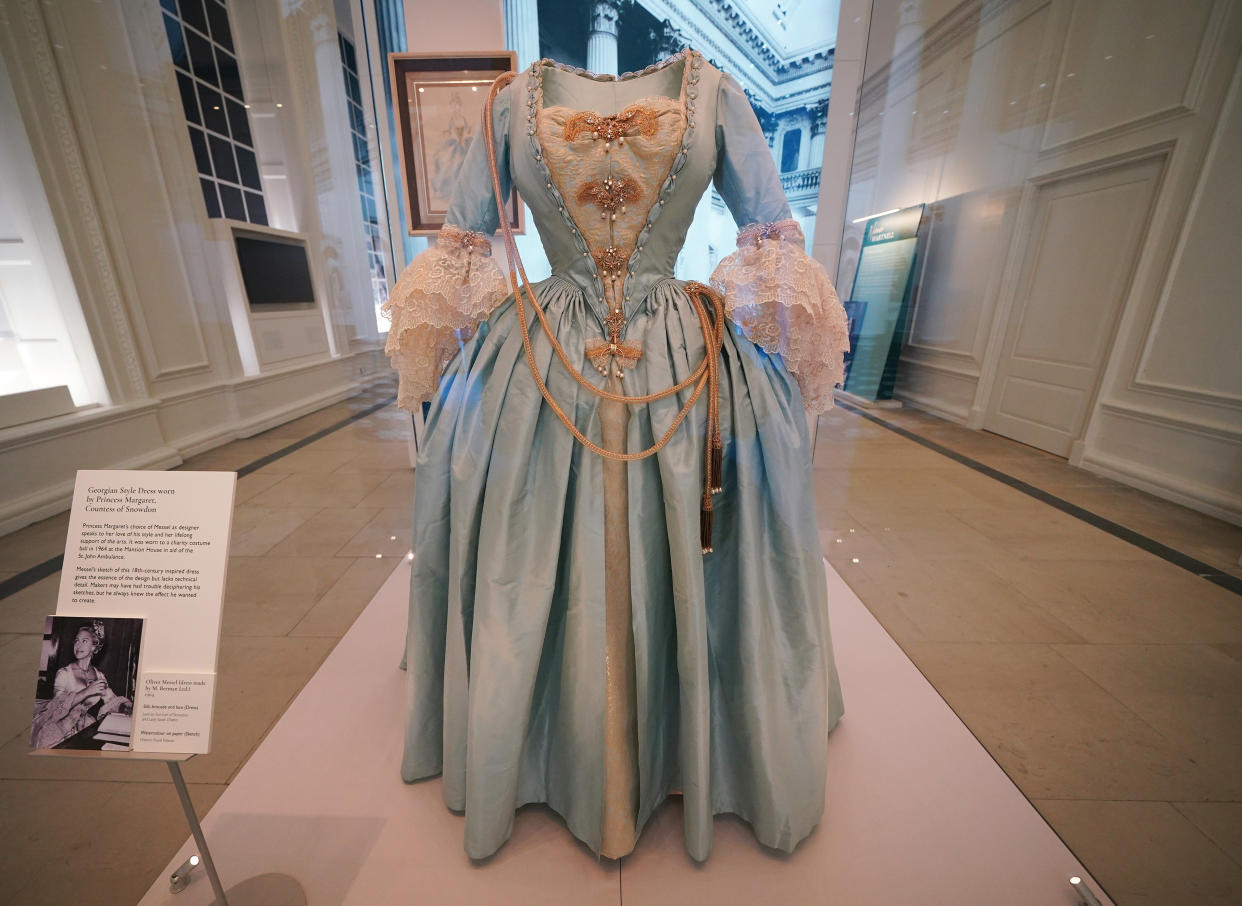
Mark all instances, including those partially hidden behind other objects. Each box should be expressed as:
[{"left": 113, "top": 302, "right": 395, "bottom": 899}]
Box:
[{"left": 166, "top": 758, "right": 230, "bottom": 904}]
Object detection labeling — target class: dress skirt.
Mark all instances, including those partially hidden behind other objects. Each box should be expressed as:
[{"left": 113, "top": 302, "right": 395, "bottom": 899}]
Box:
[{"left": 402, "top": 274, "right": 844, "bottom": 861}]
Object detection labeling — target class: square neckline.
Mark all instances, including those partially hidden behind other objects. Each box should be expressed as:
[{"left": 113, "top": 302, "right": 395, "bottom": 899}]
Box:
[{"left": 536, "top": 51, "right": 692, "bottom": 116}]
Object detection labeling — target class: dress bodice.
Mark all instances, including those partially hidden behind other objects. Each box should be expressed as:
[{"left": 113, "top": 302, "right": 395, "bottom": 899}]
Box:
[
  {"left": 386, "top": 49, "right": 846, "bottom": 414},
  {"left": 511, "top": 53, "right": 712, "bottom": 329}
]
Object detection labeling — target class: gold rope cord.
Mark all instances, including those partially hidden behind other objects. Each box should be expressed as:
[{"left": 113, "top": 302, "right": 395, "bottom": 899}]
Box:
[{"left": 482, "top": 70, "right": 723, "bottom": 549}]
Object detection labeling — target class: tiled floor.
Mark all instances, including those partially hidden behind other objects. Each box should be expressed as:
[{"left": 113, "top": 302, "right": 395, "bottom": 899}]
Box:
[
  {"left": 813, "top": 405, "right": 1242, "bottom": 906},
  {"left": 0, "top": 381, "right": 1239, "bottom": 904}
]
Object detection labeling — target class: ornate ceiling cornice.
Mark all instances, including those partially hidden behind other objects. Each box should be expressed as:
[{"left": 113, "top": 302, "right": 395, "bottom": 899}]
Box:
[
  {"left": 635, "top": 0, "right": 833, "bottom": 110},
  {"left": 698, "top": 0, "right": 834, "bottom": 81}
]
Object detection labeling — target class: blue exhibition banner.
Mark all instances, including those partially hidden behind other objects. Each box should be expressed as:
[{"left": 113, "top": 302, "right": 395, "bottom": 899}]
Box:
[{"left": 842, "top": 204, "right": 925, "bottom": 401}]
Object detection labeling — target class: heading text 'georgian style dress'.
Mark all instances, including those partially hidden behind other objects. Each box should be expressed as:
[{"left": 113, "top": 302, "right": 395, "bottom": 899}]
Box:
[{"left": 384, "top": 50, "right": 847, "bottom": 862}]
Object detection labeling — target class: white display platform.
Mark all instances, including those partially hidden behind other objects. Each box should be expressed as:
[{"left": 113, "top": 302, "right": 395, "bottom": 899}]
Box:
[{"left": 140, "top": 560, "right": 1111, "bottom": 905}]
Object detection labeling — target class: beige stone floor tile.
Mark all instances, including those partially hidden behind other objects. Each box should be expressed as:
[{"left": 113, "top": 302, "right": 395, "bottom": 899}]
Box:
[
  {"left": 836, "top": 500, "right": 948, "bottom": 532},
  {"left": 852, "top": 559, "right": 1083, "bottom": 645},
  {"left": 1174, "top": 802, "right": 1242, "bottom": 867},
  {"left": 0, "top": 574, "right": 59, "bottom": 635},
  {"left": 1058, "top": 483, "right": 1189, "bottom": 517},
  {"left": 811, "top": 470, "right": 861, "bottom": 509},
  {"left": 814, "top": 438, "right": 911, "bottom": 462},
  {"left": 1051, "top": 644, "right": 1242, "bottom": 756},
  {"left": 227, "top": 505, "right": 322, "bottom": 557},
  {"left": 259, "top": 406, "right": 358, "bottom": 439},
  {"left": 1211, "top": 642, "right": 1242, "bottom": 663},
  {"left": 1107, "top": 509, "right": 1242, "bottom": 573},
  {"left": 224, "top": 555, "right": 354, "bottom": 606},
  {"left": 177, "top": 455, "right": 247, "bottom": 472},
  {"left": 220, "top": 593, "right": 323, "bottom": 639},
  {"left": 354, "top": 470, "right": 415, "bottom": 510},
  {"left": 231, "top": 469, "right": 289, "bottom": 504},
  {"left": 993, "top": 457, "right": 1121, "bottom": 489},
  {"left": 830, "top": 568, "right": 923, "bottom": 645},
  {"left": 872, "top": 519, "right": 1014, "bottom": 562},
  {"left": 329, "top": 440, "right": 414, "bottom": 472},
  {"left": 930, "top": 467, "right": 1041, "bottom": 510},
  {"left": 222, "top": 557, "right": 353, "bottom": 636},
  {"left": 335, "top": 509, "right": 413, "bottom": 559},
  {"left": 1033, "top": 799, "right": 1242, "bottom": 906},
  {"left": 837, "top": 471, "right": 1000, "bottom": 514},
  {"left": 243, "top": 469, "right": 394, "bottom": 509},
  {"left": 301, "top": 431, "right": 383, "bottom": 452},
  {"left": 815, "top": 410, "right": 892, "bottom": 442},
  {"left": 814, "top": 441, "right": 948, "bottom": 471},
  {"left": 0, "top": 634, "right": 39, "bottom": 746},
  {"left": 981, "top": 558, "right": 1242, "bottom": 644},
  {"left": 812, "top": 507, "right": 870, "bottom": 535},
  {"left": 855, "top": 409, "right": 1242, "bottom": 570},
  {"left": 332, "top": 418, "right": 415, "bottom": 444},
  {"left": 0, "top": 778, "right": 224, "bottom": 906},
  {"left": 0, "top": 572, "right": 13, "bottom": 583},
  {"left": 819, "top": 526, "right": 890, "bottom": 572},
  {"left": 0, "top": 633, "right": 19, "bottom": 647},
  {"left": 902, "top": 642, "right": 1239, "bottom": 801},
  {"left": 0, "top": 512, "right": 68, "bottom": 571},
  {"left": 263, "top": 507, "right": 380, "bottom": 559},
  {"left": 290, "top": 557, "right": 403, "bottom": 638},
  {"left": 834, "top": 505, "right": 961, "bottom": 533},
  {"left": 180, "top": 434, "right": 294, "bottom": 470},
  {"left": 949, "top": 504, "right": 1153, "bottom": 561},
  {"left": 254, "top": 444, "right": 360, "bottom": 474}
]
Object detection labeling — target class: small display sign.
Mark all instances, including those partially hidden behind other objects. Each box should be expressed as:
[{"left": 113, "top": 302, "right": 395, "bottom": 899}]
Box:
[
  {"left": 843, "top": 204, "right": 926, "bottom": 401},
  {"left": 52, "top": 470, "right": 236, "bottom": 753}
]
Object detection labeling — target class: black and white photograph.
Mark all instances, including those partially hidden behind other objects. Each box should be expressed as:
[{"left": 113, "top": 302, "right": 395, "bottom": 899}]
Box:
[{"left": 29, "top": 615, "right": 143, "bottom": 751}]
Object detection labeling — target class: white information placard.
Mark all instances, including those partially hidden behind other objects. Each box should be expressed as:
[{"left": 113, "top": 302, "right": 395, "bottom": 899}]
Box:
[{"left": 56, "top": 470, "right": 236, "bottom": 753}]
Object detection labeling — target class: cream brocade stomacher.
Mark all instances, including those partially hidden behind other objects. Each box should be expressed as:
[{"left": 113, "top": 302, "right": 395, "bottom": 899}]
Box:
[{"left": 382, "top": 49, "right": 849, "bottom": 861}]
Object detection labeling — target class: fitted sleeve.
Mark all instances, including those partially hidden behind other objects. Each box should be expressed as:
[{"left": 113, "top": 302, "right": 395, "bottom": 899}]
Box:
[
  {"left": 382, "top": 81, "right": 515, "bottom": 410},
  {"left": 709, "top": 74, "right": 848, "bottom": 414}
]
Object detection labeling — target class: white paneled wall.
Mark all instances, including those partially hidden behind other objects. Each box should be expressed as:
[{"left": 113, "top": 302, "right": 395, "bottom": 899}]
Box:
[
  {"left": 827, "top": 0, "right": 1242, "bottom": 523},
  {"left": 0, "top": 0, "right": 388, "bottom": 536}
]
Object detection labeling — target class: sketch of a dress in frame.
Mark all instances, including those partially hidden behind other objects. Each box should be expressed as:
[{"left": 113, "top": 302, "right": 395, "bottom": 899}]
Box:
[{"left": 389, "top": 51, "right": 523, "bottom": 235}]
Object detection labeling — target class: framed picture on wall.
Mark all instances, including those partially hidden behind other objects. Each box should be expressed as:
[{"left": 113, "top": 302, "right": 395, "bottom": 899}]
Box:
[{"left": 388, "top": 51, "right": 522, "bottom": 236}]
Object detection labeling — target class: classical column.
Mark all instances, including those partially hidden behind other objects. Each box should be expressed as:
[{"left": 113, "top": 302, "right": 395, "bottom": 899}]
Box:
[
  {"left": 808, "top": 103, "right": 828, "bottom": 170},
  {"left": 586, "top": 0, "right": 621, "bottom": 76},
  {"left": 503, "top": 0, "right": 540, "bottom": 70},
  {"left": 797, "top": 107, "right": 816, "bottom": 170}
]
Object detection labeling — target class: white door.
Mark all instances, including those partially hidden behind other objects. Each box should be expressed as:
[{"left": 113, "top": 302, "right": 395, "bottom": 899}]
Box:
[{"left": 984, "top": 157, "right": 1163, "bottom": 456}]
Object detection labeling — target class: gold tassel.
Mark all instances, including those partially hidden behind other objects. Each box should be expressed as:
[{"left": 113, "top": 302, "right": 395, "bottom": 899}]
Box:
[
  {"left": 710, "top": 434, "right": 723, "bottom": 495},
  {"left": 700, "top": 493, "right": 714, "bottom": 554}
]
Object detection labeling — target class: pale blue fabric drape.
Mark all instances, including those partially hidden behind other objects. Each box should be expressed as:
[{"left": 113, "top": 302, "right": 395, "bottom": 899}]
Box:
[{"left": 402, "top": 57, "right": 843, "bottom": 862}]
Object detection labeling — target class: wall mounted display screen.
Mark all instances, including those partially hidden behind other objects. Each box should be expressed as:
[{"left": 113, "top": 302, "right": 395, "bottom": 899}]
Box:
[{"left": 233, "top": 234, "right": 315, "bottom": 306}]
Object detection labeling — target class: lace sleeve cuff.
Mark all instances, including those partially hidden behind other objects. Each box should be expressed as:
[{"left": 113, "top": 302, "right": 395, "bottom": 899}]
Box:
[
  {"left": 381, "top": 225, "right": 509, "bottom": 410},
  {"left": 710, "top": 220, "right": 849, "bottom": 414}
]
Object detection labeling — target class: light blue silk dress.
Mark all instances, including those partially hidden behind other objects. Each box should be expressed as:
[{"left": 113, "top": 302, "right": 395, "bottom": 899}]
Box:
[{"left": 388, "top": 50, "right": 846, "bottom": 862}]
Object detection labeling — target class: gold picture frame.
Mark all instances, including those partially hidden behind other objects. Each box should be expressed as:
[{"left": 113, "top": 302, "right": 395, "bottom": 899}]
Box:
[{"left": 388, "top": 50, "right": 522, "bottom": 236}]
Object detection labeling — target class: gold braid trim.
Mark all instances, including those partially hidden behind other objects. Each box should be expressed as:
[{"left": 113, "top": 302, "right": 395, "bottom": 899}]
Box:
[
  {"left": 483, "top": 72, "right": 724, "bottom": 554},
  {"left": 736, "top": 219, "right": 805, "bottom": 248},
  {"left": 438, "top": 224, "right": 494, "bottom": 254},
  {"left": 576, "top": 175, "right": 642, "bottom": 211},
  {"left": 563, "top": 105, "right": 660, "bottom": 142}
]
